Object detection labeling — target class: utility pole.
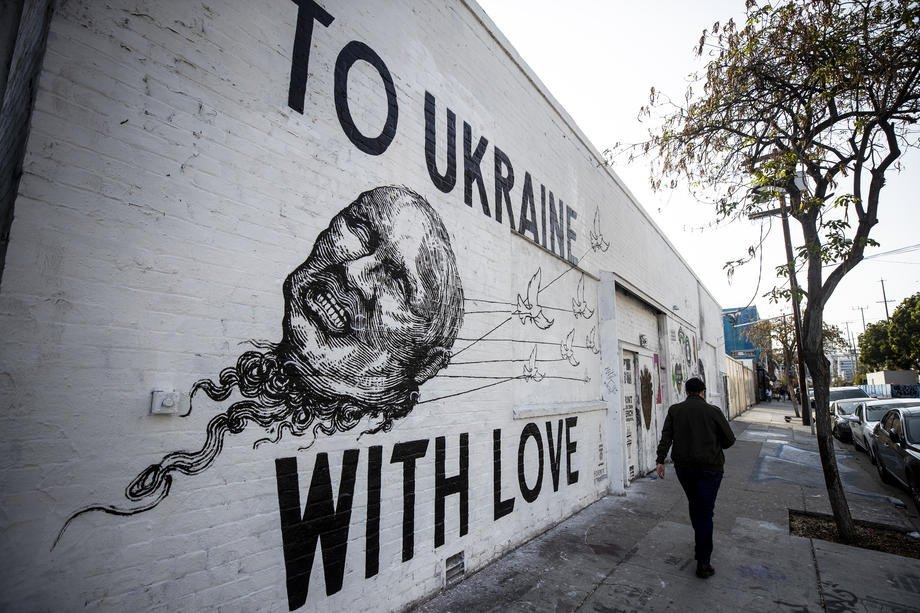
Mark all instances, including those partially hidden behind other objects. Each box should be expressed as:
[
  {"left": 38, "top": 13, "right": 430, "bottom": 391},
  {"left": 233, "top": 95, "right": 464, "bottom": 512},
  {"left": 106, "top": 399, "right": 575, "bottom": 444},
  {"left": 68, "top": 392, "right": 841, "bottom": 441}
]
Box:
[
  {"left": 749, "top": 192, "right": 810, "bottom": 427},
  {"left": 879, "top": 279, "right": 893, "bottom": 321},
  {"left": 852, "top": 305, "right": 868, "bottom": 333},
  {"left": 843, "top": 321, "right": 857, "bottom": 383},
  {"left": 779, "top": 194, "right": 811, "bottom": 428}
]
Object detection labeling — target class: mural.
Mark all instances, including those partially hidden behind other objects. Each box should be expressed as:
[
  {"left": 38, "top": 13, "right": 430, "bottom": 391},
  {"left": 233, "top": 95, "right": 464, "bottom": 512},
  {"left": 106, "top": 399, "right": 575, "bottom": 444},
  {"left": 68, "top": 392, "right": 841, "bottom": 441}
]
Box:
[
  {"left": 672, "top": 325, "right": 702, "bottom": 394},
  {"left": 640, "top": 366, "right": 653, "bottom": 430},
  {"left": 53, "top": 189, "right": 609, "bottom": 605},
  {"left": 46, "top": 3, "right": 617, "bottom": 607},
  {"left": 56, "top": 186, "right": 464, "bottom": 542}
]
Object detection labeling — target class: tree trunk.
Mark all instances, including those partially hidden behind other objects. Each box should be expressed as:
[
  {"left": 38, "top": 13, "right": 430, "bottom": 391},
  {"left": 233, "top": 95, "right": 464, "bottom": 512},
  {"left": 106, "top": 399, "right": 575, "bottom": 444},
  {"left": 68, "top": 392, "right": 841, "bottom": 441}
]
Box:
[
  {"left": 783, "top": 346, "right": 800, "bottom": 416},
  {"left": 787, "top": 381, "right": 800, "bottom": 417},
  {"left": 803, "top": 337, "right": 857, "bottom": 544}
]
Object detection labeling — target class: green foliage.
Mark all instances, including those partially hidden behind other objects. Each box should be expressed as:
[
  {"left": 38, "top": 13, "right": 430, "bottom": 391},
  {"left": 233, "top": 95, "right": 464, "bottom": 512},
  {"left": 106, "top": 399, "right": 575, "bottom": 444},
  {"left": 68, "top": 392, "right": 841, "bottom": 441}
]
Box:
[
  {"left": 888, "top": 292, "right": 920, "bottom": 369},
  {"left": 858, "top": 320, "right": 897, "bottom": 370},
  {"left": 857, "top": 296, "right": 920, "bottom": 371}
]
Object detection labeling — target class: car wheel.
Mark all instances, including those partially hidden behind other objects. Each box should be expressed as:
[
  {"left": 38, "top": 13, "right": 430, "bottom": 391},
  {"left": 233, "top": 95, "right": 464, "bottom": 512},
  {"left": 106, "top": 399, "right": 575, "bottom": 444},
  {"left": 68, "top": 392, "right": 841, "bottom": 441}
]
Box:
[{"left": 876, "top": 454, "right": 894, "bottom": 485}]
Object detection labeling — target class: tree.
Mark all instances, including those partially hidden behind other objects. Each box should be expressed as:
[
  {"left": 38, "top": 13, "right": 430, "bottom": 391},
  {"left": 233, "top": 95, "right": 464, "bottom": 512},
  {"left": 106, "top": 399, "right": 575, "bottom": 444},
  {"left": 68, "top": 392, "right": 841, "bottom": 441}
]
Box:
[
  {"left": 861, "top": 292, "right": 920, "bottom": 370},
  {"left": 858, "top": 319, "right": 899, "bottom": 370},
  {"left": 633, "top": 0, "right": 920, "bottom": 543},
  {"left": 888, "top": 292, "right": 920, "bottom": 369},
  {"left": 744, "top": 317, "right": 847, "bottom": 416}
]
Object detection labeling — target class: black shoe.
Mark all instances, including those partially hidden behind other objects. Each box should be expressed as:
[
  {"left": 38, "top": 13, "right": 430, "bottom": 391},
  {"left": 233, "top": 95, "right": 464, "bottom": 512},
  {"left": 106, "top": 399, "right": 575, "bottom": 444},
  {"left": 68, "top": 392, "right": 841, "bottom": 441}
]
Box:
[{"left": 695, "top": 563, "right": 715, "bottom": 579}]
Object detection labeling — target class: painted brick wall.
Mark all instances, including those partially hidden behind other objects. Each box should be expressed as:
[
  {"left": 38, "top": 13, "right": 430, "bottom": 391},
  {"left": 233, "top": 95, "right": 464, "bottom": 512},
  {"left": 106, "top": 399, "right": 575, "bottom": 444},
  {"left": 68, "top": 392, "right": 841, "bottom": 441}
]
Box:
[{"left": 0, "top": 1, "right": 724, "bottom": 610}]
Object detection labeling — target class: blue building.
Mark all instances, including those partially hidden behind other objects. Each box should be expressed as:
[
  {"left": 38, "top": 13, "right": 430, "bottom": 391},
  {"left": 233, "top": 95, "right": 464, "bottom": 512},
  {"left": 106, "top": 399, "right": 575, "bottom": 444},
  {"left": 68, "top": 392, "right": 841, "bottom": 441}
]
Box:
[
  {"left": 722, "top": 306, "right": 763, "bottom": 362},
  {"left": 723, "top": 306, "right": 773, "bottom": 401}
]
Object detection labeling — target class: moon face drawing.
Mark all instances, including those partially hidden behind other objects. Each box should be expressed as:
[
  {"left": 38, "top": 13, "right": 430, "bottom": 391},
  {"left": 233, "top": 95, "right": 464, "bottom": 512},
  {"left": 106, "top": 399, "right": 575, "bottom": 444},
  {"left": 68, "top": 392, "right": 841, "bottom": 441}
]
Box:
[{"left": 281, "top": 185, "right": 463, "bottom": 406}]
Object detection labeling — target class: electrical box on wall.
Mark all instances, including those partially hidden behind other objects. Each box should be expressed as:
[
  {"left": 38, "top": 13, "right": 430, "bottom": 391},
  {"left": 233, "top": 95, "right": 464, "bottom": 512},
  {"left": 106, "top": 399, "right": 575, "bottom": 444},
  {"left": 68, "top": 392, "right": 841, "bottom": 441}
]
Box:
[{"left": 150, "top": 390, "right": 180, "bottom": 415}]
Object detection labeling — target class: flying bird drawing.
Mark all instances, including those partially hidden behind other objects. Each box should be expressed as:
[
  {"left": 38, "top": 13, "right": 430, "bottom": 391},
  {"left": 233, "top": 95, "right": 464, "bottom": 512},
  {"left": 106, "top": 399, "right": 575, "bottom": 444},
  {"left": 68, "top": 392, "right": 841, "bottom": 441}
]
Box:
[
  {"left": 572, "top": 274, "right": 594, "bottom": 319},
  {"left": 589, "top": 209, "right": 610, "bottom": 252},
  {"left": 513, "top": 268, "right": 554, "bottom": 329},
  {"left": 561, "top": 328, "right": 580, "bottom": 366},
  {"left": 586, "top": 325, "right": 600, "bottom": 354},
  {"left": 522, "top": 345, "right": 545, "bottom": 382}
]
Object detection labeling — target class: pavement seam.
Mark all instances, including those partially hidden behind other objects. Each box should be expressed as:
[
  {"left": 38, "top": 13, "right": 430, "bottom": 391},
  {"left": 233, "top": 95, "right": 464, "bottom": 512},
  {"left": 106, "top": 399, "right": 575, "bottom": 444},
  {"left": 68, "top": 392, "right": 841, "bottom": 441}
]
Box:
[
  {"left": 571, "top": 555, "right": 626, "bottom": 612},
  {"left": 809, "top": 536, "right": 828, "bottom": 613}
]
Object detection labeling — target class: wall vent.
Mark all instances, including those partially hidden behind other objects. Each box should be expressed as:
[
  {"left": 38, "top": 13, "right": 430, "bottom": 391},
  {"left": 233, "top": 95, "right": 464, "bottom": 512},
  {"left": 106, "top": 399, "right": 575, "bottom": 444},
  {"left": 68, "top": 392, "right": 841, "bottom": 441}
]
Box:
[{"left": 445, "top": 551, "right": 465, "bottom": 586}]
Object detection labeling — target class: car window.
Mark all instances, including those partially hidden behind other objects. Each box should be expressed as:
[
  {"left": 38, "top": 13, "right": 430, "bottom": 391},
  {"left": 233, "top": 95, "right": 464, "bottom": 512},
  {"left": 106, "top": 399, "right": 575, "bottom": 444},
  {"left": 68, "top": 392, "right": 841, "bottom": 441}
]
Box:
[
  {"left": 880, "top": 411, "right": 895, "bottom": 430},
  {"left": 829, "top": 388, "right": 870, "bottom": 402},
  {"left": 905, "top": 415, "right": 920, "bottom": 444},
  {"left": 866, "top": 406, "right": 890, "bottom": 422},
  {"left": 836, "top": 402, "right": 857, "bottom": 415}
]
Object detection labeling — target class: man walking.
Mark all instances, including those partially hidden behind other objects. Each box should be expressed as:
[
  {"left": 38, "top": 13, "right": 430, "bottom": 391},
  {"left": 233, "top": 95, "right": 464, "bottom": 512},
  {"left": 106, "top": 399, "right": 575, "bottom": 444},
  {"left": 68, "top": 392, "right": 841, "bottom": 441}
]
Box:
[{"left": 656, "top": 377, "right": 735, "bottom": 579}]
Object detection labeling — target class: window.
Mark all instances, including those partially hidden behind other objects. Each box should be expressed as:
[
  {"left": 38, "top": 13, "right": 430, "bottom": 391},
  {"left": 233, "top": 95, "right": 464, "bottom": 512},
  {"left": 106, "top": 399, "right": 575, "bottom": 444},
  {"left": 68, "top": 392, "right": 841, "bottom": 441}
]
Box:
[
  {"left": 904, "top": 415, "right": 920, "bottom": 444},
  {"left": 880, "top": 411, "right": 895, "bottom": 430},
  {"left": 891, "top": 414, "right": 903, "bottom": 439}
]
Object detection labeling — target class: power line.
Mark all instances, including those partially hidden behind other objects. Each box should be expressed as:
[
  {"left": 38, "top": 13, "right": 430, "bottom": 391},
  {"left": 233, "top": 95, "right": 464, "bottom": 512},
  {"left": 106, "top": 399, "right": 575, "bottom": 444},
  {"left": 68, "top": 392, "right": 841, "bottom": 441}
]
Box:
[{"left": 821, "top": 242, "right": 920, "bottom": 268}]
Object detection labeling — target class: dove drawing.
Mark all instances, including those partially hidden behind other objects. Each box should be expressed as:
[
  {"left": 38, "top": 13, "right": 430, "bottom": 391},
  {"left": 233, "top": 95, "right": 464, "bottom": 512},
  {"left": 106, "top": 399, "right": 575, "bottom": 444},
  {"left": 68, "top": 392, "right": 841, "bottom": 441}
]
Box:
[
  {"left": 572, "top": 274, "right": 594, "bottom": 319},
  {"left": 522, "top": 345, "right": 545, "bottom": 382},
  {"left": 561, "top": 328, "right": 580, "bottom": 366},
  {"left": 589, "top": 208, "right": 610, "bottom": 252},
  {"left": 513, "top": 268, "right": 554, "bottom": 329},
  {"left": 586, "top": 325, "right": 600, "bottom": 354}
]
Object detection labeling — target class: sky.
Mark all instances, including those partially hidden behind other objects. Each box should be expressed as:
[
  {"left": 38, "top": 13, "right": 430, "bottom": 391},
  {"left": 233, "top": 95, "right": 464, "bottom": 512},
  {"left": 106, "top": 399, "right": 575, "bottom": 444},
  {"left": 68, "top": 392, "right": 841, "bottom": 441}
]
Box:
[{"left": 476, "top": 0, "right": 920, "bottom": 348}]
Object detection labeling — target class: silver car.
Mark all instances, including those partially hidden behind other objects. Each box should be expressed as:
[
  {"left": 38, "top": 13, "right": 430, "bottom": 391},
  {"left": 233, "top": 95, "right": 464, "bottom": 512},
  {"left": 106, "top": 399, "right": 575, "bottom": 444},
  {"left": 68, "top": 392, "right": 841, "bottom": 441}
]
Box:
[
  {"left": 852, "top": 398, "right": 920, "bottom": 462},
  {"left": 831, "top": 398, "right": 865, "bottom": 442}
]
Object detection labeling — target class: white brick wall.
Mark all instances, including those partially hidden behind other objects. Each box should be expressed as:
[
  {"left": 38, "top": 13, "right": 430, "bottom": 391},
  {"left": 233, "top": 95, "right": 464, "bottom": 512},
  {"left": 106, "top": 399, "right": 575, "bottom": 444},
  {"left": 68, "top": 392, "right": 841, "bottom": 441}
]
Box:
[{"left": 0, "top": 1, "right": 724, "bottom": 610}]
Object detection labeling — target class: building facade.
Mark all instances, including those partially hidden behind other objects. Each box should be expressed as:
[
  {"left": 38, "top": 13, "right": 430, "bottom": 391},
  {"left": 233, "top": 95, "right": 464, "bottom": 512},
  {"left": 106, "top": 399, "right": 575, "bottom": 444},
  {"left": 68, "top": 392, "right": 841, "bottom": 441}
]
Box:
[{"left": 0, "top": 1, "right": 725, "bottom": 610}]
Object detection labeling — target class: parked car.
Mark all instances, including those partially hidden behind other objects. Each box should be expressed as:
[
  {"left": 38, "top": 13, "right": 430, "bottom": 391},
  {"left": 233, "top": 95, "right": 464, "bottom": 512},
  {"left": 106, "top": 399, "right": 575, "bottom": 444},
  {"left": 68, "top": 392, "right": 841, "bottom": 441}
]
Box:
[
  {"left": 871, "top": 405, "right": 920, "bottom": 512},
  {"left": 829, "top": 386, "right": 872, "bottom": 403},
  {"left": 852, "top": 398, "right": 920, "bottom": 460},
  {"left": 812, "top": 386, "right": 871, "bottom": 423},
  {"left": 831, "top": 398, "right": 864, "bottom": 443}
]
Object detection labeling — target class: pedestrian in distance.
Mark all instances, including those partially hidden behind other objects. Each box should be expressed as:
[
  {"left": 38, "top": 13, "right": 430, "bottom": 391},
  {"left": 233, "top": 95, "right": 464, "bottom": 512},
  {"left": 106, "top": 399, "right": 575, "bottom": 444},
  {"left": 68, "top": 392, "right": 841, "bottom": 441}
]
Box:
[
  {"left": 655, "top": 377, "right": 736, "bottom": 579},
  {"left": 765, "top": 387, "right": 773, "bottom": 402}
]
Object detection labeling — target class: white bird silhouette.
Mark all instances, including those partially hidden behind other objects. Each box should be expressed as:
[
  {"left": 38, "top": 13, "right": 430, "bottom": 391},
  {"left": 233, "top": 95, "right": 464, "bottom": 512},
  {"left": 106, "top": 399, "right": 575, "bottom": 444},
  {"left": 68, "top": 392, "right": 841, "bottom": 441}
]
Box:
[
  {"left": 522, "top": 345, "right": 545, "bottom": 382},
  {"left": 572, "top": 274, "right": 594, "bottom": 319},
  {"left": 586, "top": 326, "right": 600, "bottom": 354},
  {"left": 513, "top": 268, "right": 554, "bottom": 329},
  {"left": 589, "top": 208, "right": 610, "bottom": 252},
  {"left": 561, "top": 328, "right": 580, "bottom": 366}
]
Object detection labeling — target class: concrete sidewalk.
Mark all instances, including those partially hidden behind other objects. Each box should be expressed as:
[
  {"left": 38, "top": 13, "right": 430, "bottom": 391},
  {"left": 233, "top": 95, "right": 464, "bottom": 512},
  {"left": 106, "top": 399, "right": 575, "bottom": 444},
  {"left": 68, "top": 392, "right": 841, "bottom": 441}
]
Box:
[{"left": 414, "top": 401, "right": 920, "bottom": 612}]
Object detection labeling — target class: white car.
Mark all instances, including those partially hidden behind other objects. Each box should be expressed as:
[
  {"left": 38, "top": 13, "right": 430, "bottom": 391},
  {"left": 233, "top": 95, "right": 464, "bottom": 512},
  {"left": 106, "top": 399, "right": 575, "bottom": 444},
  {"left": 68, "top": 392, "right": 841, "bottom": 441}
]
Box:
[{"left": 851, "top": 399, "right": 920, "bottom": 462}]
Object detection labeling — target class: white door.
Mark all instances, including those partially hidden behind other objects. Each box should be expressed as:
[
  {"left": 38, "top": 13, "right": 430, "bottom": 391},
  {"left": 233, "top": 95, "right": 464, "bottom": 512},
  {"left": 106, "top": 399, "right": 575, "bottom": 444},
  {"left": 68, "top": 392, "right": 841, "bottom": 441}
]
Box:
[
  {"left": 635, "top": 353, "right": 659, "bottom": 475},
  {"left": 622, "top": 350, "right": 639, "bottom": 481}
]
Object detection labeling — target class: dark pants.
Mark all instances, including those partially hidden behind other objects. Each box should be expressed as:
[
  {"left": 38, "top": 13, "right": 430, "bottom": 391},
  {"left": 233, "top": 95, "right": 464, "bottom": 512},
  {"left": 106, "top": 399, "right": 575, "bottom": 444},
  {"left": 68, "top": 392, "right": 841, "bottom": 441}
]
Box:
[{"left": 674, "top": 466, "right": 723, "bottom": 564}]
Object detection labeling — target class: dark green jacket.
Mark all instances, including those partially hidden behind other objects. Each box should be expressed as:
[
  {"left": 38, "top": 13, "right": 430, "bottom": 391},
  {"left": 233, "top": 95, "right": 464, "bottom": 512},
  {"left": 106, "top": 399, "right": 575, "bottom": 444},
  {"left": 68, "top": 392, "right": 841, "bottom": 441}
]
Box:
[{"left": 655, "top": 395, "right": 735, "bottom": 471}]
